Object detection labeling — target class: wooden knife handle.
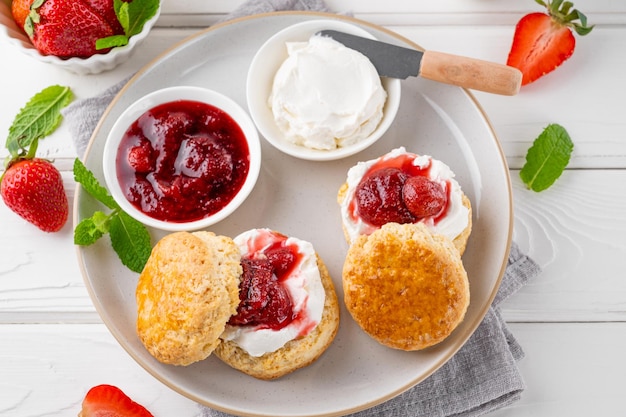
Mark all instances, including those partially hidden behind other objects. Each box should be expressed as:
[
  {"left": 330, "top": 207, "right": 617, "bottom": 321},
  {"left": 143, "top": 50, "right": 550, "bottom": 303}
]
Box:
[{"left": 420, "top": 50, "right": 522, "bottom": 96}]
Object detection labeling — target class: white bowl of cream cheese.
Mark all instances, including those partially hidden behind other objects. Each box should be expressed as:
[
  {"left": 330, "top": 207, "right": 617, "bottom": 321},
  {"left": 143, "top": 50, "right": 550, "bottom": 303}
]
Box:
[{"left": 246, "top": 19, "right": 401, "bottom": 161}]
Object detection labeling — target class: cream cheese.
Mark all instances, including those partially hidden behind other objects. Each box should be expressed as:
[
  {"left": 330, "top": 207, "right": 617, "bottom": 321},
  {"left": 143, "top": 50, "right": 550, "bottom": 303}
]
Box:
[
  {"left": 340, "top": 147, "right": 470, "bottom": 243},
  {"left": 269, "top": 34, "right": 387, "bottom": 150},
  {"left": 221, "top": 229, "right": 325, "bottom": 357}
]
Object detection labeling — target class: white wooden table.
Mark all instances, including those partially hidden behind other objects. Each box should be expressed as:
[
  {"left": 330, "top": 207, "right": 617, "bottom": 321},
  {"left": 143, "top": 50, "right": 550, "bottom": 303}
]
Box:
[{"left": 1, "top": 0, "right": 625, "bottom": 415}]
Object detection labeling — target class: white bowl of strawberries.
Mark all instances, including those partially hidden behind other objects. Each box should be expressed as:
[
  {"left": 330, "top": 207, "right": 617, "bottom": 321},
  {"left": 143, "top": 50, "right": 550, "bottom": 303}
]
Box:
[{"left": 0, "top": 0, "right": 160, "bottom": 75}]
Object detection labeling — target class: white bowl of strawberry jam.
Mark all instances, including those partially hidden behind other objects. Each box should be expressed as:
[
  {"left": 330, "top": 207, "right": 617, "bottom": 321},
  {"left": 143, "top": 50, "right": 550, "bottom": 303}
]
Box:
[{"left": 102, "top": 86, "right": 261, "bottom": 232}]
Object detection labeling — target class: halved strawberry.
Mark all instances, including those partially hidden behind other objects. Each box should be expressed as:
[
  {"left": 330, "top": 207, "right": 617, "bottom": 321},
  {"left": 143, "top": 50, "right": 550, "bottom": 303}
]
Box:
[
  {"left": 79, "top": 385, "right": 154, "bottom": 417},
  {"left": 1, "top": 158, "right": 68, "bottom": 233},
  {"left": 506, "top": 0, "right": 593, "bottom": 86}
]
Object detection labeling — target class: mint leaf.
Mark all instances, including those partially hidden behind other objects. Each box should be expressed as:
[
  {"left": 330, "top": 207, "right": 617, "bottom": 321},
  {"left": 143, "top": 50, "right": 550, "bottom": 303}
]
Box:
[
  {"left": 73, "top": 158, "right": 152, "bottom": 273},
  {"left": 109, "top": 211, "right": 152, "bottom": 273},
  {"left": 96, "top": 35, "right": 130, "bottom": 50},
  {"left": 124, "top": 0, "right": 159, "bottom": 38},
  {"left": 97, "top": 0, "right": 159, "bottom": 50},
  {"left": 73, "top": 158, "right": 118, "bottom": 209},
  {"left": 520, "top": 123, "right": 574, "bottom": 192},
  {"left": 5, "top": 85, "right": 73, "bottom": 159},
  {"left": 115, "top": 0, "right": 130, "bottom": 32},
  {"left": 74, "top": 211, "right": 110, "bottom": 245}
]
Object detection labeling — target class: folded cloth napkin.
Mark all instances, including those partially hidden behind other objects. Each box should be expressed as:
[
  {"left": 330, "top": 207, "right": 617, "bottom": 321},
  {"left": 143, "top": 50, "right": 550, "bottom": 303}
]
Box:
[
  {"left": 218, "top": 0, "right": 331, "bottom": 22},
  {"left": 62, "top": 1, "right": 542, "bottom": 416}
]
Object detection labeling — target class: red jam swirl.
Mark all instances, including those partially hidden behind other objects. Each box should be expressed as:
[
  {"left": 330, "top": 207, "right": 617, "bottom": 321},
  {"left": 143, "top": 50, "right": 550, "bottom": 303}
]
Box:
[
  {"left": 229, "top": 232, "right": 304, "bottom": 331},
  {"left": 350, "top": 153, "right": 450, "bottom": 227},
  {"left": 116, "top": 100, "right": 250, "bottom": 223}
]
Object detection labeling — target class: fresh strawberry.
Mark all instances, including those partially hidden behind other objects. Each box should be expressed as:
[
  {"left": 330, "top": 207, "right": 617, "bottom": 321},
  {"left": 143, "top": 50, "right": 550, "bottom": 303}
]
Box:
[
  {"left": 79, "top": 384, "right": 154, "bottom": 417},
  {"left": 14, "top": 0, "right": 159, "bottom": 58},
  {"left": 83, "top": 0, "right": 124, "bottom": 34},
  {"left": 2, "top": 85, "right": 73, "bottom": 233},
  {"left": 10, "top": 0, "right": 33, "bottom": 31},
  {"left": 1, "top": 158, "right": 68, "bottom": 232},
  {"left": 26, "top": 0, "right": 120, "bottom": 58},
  {"left": 506, "top": 0, "right": 594, "bottom": 86}
]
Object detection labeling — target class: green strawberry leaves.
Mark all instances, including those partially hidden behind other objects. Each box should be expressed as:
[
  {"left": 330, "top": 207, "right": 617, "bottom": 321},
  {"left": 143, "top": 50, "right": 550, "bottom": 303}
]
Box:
[
  {"left": 520, "top": 123, "right": 574, "bottom": 192},
  {"left": 73, "top": 158, "right": 152, "bottom": 273},
  {"left": 96, "top": 0, "right": 160, "bottom": 50},
  {"left": 23, "top": 0, "right": 46, "bottom": 38},
  {"left": 536, "top": 0, "right": 594, "bottom": 36},
  {"left": 4, "top": 85, "right": 73, "bottom": 164}
]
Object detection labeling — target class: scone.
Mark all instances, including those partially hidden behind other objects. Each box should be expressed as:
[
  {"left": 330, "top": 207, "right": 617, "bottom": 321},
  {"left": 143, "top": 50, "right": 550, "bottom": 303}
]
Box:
[
  {"left": 337, "top": 147, "right": 472, "bottom": 255},
  {"left": 214, "top": 229, "right": 340, "bottom": 380},
  {"left": 136, "top": 231, "right": 242, "bottom": 366},
  {"left": 342, "top": 222, "right": 469, "bottom": 351}
]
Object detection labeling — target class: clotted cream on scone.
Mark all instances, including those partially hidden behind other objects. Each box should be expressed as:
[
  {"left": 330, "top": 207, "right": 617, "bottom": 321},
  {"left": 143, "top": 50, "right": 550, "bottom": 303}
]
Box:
[
  {"left": 337, "top": 147, "right": 472, "bottom": 254},
  {"left": 215, "top": 228, "right": 340, "bottom": 380}
]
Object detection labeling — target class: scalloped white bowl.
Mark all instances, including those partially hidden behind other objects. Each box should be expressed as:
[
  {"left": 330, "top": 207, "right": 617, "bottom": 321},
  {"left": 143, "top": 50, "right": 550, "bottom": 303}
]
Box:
[
  {"left": 0, "top": 0, "right": 160, "bottom": 75},
  {"left": 247, "top": 19, "right": 401, "bottom": 161}
]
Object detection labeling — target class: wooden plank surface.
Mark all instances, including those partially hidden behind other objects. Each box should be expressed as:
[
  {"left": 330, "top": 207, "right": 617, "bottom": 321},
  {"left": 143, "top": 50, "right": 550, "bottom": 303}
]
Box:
[
  {"left": 2, "top": 323, "right": 625, "bottom": 416},
  {"left": 0, "top": 0, "right": 624, "bottom": 415}
]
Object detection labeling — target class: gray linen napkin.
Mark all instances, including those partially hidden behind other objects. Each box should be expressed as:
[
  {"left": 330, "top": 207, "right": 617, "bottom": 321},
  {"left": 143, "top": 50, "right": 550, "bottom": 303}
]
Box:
[{"left": 62, "top": 1, "right": 542, "bottom": 416}]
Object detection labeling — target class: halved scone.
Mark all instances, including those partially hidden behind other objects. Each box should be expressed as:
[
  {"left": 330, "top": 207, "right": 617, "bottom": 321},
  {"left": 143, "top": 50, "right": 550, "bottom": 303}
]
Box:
[{"left": 342, "top": 222, "right": 469, "bottom": 351}]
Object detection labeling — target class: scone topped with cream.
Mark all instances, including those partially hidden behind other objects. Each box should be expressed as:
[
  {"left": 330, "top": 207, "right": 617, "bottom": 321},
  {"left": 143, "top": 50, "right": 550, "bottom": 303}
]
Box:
[
  {"left": 338, "top": 147, "right": 472, "bottom": 254},
  {"left": 215, "top": 228, "right": 339, "bottom": 380}
]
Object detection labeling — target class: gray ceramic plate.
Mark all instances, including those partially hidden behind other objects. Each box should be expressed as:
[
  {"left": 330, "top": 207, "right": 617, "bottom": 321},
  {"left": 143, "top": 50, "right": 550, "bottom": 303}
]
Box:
[{"left": 75, "top": 11, "right": 513, "bottom": 417}]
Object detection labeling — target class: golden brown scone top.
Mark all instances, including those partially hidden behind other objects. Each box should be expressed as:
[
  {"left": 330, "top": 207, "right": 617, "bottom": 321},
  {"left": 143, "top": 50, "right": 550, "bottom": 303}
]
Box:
[
  {"left": 342, "top": 222, "right": 469, "bottom": 351},
  {"left": 136, "top": 231, "right": 242, "bottom": 366}
]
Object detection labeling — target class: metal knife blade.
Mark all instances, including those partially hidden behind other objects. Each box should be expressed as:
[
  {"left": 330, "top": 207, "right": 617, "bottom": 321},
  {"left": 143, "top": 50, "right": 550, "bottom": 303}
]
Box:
[
  {"left": 318, "top": 30, "right": 421, "bottom": 79},
  {"left": 318, "top": 29, "right": 522, "bottom": 96}
]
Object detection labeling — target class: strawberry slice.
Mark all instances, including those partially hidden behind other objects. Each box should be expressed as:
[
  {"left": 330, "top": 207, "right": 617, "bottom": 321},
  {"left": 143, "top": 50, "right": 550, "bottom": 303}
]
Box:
[
  {"left": 506, "top": 0, "right": 593, "bottom": 86},
  {"left": 79, "top": 385, "right": 154, "bottom": 417}
]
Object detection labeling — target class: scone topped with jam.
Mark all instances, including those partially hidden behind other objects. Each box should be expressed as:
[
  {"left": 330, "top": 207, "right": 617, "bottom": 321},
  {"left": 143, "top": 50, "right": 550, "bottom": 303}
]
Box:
[
  {"left": 136, "top": 228, "right": 339, "bottom": 379},
  {"left": 338, "top": 148, "right": 473, "bottom": 350},
  {"left": 337, "top": 147, "right": 472, "bottom": 254},
  {"left": 215, "top": 228, "right": 340, "bottom": 380}
]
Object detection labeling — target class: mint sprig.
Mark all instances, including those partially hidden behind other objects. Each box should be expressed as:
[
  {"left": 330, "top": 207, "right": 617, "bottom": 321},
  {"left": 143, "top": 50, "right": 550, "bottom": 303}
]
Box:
[
  {"left": 96, "top": 0, "right": 160, "bottom": 50},
  {"left": 73, "top": 158, "right": 152, "bottom": 273},
  {"left": 4, "top": 85, "right": 73, "bottom": 164},
  {"left": 519, "top": 123, "right": 574, "bottom": 192}
]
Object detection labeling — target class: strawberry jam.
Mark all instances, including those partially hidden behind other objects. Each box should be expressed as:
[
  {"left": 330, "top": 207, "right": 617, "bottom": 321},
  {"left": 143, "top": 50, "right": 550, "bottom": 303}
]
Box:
[
  {"left": 352, "top": 153, "right": 450, "bottom": 227},
  {"left": 229, "top": 232, "right": 303, "bottom": 331},
  {"left": 116, "top": 100, "right": 250, "bottom": 222}
]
